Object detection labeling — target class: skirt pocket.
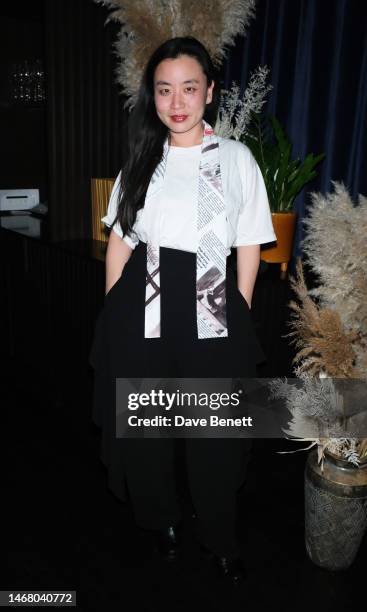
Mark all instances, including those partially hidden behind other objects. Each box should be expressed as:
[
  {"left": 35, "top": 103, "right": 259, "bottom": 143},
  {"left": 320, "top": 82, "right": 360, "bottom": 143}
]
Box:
[{"left": 229, "top": 278, "right": 266, "bottom": 366}]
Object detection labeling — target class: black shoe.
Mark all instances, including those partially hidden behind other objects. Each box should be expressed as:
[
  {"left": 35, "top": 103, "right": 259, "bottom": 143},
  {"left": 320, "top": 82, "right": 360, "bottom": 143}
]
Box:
[
  {"left": 153, "top": 524, "right": 182, "bottom": 561},
  {"left": 199, "top": 543, "right": 246, "bottom": 585}
]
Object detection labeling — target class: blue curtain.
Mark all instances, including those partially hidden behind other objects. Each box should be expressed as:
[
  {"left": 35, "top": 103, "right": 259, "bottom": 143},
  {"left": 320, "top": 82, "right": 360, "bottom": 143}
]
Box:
[{"left": 221, "top": 0, "right": 367, "bottom": 258}]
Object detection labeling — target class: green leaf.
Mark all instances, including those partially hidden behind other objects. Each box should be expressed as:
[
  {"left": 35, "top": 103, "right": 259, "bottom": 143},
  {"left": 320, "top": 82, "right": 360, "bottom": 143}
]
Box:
[{"left": 241, "top": 112, "right": 325, "bottom": 212}]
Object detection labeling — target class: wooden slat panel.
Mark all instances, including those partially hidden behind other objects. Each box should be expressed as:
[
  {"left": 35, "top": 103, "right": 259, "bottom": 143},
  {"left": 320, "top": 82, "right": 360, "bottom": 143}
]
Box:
[{"left": 91, "top": 178, "right": 114, "bottom": 242}]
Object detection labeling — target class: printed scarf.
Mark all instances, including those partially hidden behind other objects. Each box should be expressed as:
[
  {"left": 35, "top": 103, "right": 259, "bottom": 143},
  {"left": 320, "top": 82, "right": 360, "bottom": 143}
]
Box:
[{"left": 144, "top": 119, "right": 229, "bottom": 339}]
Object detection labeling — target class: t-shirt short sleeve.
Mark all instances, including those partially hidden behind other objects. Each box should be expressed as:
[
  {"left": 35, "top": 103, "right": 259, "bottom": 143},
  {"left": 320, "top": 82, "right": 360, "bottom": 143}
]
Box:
[
  {"left": 101, "top": 171, "right": 139, "bottom": 250},
  {"left": 233, "top": 145, "right": 277, "bottom": 247}
]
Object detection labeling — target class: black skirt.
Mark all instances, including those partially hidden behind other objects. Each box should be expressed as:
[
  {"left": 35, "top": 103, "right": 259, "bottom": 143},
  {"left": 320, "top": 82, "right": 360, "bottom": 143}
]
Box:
[{"left": 89, "top": 241, "right": 265, "bottom": 502}]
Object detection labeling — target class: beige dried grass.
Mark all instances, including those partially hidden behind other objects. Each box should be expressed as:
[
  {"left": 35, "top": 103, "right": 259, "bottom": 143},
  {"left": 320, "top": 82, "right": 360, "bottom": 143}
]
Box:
[
  {"left": 285, "top": 183, "right": 367, "bottom": 465},
  {"left": 288, "top": 259, "right": 360, "bottom": 378},
  {"left": 288, "top": 183, "right": 367, "bottom": 379},
  {"left": 94, "top": 0, "right": 256, "bottom": 108},
  {"left": 302, "top": 182, "right": 367, "bottom": 343}
]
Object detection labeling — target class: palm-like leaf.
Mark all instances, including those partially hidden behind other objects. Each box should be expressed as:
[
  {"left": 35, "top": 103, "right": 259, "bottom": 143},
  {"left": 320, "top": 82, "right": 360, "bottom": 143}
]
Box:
[{"left": 242, "top": 112, "right": 325, "bottom": 212}]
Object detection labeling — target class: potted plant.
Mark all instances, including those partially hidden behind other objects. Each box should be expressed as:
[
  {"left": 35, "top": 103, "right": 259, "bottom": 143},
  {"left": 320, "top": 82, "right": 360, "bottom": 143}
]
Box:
[
  {"left": 242, "top": 112, "right": 325, "bottom": 274},
  {"left": 215, "top": 74, "right": 325, "bottom": 275},
  {"left": 269, "top": 182, "right": 367, "bottom": 570}
]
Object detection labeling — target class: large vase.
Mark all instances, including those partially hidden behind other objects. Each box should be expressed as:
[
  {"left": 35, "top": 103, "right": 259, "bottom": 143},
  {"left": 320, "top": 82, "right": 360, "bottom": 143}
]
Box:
[
  {"left": 304, "top": 448, "right": 367, "bottom": 570},
  {"left": 260, "top": 212, "right": 297, "bottom": 276}
]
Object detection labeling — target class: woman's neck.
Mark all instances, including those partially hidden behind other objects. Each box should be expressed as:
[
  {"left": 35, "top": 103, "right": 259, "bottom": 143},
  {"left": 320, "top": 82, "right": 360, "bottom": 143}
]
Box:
[{"left": 168, "top": 121, "right": 204, "bottom": 147}]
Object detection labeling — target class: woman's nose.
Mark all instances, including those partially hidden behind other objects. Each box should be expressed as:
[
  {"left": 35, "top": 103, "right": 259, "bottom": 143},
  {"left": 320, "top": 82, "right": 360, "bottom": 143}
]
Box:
[{"left": 170, "top": 91, "right": 184, "bottom": 109}]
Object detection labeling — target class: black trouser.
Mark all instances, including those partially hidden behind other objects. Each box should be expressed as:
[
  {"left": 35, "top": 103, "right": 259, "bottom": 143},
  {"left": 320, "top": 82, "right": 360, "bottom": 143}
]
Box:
[{"left": 91, "top": 241, "right": 264, "bottom": 558}]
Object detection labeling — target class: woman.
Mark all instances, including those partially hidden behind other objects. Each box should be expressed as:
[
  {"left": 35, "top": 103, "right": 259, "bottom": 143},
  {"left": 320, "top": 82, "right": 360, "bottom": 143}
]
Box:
[{"left": 90, "top": 36, "right": 276, "bottom": 585}]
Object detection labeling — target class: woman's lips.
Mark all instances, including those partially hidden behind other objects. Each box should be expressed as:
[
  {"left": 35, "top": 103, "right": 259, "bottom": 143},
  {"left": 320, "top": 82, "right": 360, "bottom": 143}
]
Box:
[{"left": 171, "top": 115, "right": 188, "bottom": 122}]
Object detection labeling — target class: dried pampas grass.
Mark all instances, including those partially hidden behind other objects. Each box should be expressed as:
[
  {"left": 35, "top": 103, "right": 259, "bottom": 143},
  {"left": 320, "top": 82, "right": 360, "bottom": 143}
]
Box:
[
  {"left": 288, "top": 259, "right": 360, "bottom": 378},
  {"left": 302, "top": 182, "right": 367, "bottom": 341},
  {"left": 94, "top": 0, "right": 256, "bottom": 109},
  {"left": 288, "top": 183, "right": 367, "bottom": 378},
  {"left": 283, "top": 183, "right": 367, "bottom": 466}
]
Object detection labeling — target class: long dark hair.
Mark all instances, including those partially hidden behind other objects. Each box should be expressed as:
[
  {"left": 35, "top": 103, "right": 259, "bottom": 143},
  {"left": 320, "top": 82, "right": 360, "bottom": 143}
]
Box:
[{"left": 114, "top": 36, "right": 221, "bottom": 240}]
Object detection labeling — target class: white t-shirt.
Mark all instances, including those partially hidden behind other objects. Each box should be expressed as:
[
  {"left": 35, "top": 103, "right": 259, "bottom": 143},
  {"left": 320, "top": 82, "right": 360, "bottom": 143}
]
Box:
[{"left": 101, "top": 136, "right": 276, "bottom": 252}]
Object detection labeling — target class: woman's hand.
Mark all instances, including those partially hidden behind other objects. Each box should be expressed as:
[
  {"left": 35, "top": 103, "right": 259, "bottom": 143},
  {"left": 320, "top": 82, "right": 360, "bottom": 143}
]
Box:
[
  {"left": 105, "top": 229, "right": 133, "bottom": 295},
  {"left": 236, "top": 244, "right": 260, "bottom": 309}
]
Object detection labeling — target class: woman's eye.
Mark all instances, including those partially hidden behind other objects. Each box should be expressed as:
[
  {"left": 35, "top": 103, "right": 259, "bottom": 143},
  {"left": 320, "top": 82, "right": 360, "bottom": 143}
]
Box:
[{"left": 159, "top": 89, "right": 170, "bottom": 95}]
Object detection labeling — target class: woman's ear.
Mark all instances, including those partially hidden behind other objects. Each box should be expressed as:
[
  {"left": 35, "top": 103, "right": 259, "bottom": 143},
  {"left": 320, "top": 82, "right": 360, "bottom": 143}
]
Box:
[{"left": 206, "top": 79, "right": 215, "bottom": 104}]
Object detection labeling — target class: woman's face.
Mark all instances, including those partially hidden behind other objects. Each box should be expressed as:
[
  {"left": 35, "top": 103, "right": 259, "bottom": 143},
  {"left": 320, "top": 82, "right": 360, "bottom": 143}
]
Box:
[{"left": 153, "top": 54, "right": 214, "bottom": 146}]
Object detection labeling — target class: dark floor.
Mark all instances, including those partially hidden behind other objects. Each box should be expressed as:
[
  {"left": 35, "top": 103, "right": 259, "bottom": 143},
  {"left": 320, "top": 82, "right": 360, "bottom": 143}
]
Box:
[{"left": 3, "top": 357, "right": 366, "bottom": 612}]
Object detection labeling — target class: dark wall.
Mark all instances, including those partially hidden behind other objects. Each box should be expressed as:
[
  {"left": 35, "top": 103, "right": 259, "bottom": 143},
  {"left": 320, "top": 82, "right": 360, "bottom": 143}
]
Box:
[
  {"left": 0, "top": 3, "right": 47, "bottom": 200},
  {"left": 44, "top": 0, "right": 128, "bottom": 241},
  {"left": 0, "top": 0, "right": 128, "bottom": 241}
]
